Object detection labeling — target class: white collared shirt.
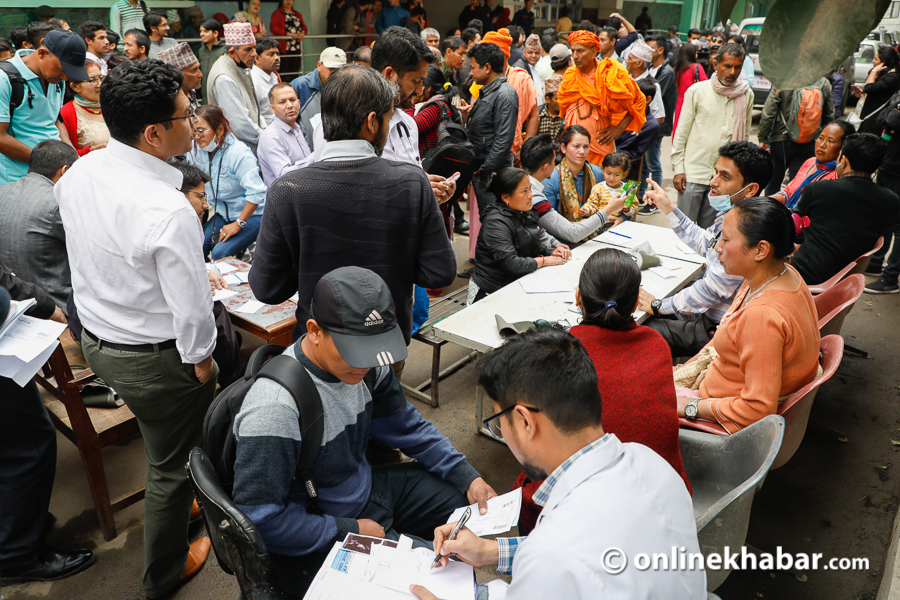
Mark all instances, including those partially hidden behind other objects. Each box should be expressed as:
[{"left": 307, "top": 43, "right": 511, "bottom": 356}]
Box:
[
  {"left": 85, "top": 51, "right": 108, "bottom": 76},
  {"left": 56, "top": 138, "right": 217, "bottom": 364},
  {"left": 312, "top": 107, "right": 421, "bottom": 168},
  {"left": 634, "top": 69, "right": 665, "bottom": 121},
  {"left": 251, "top": 65, "right": 279, "bottom": 126}
]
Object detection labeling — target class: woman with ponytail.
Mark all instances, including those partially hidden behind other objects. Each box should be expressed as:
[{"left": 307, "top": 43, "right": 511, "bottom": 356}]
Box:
[
  {"left": 514, "top": 247, "right": 691, "bottom": 534},
  {"left": 674, "top": 197, "right": 820, "bottom": 434}
]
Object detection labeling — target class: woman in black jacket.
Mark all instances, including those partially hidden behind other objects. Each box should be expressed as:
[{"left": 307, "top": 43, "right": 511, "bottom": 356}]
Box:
[
  {"left": 854, "top": 46, "right": 900, "bottom": 134},
  {"left": 470, "top": 168, "right": 571, "bottom": 303}
]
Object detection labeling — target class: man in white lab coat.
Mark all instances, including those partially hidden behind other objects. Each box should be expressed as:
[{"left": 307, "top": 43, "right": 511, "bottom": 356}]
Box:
[{"left": 411, "top": 328, "right": 708, "bottom": 600}]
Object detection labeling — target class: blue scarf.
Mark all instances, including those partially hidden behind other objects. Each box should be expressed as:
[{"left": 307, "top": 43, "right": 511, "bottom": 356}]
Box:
[{"left": 785, "top": 160, "right": 837, "bottom": 209}]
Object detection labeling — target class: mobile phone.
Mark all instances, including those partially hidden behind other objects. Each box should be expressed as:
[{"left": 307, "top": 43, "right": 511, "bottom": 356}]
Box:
[{"left": 445, "top": 172, "right": 461, "bottom": 184}]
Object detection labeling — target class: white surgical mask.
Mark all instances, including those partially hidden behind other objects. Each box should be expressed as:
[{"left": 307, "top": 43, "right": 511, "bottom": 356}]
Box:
[
  {"left": 200, "top": 137, "right": 219, "bottom": 153},
  {"left": 707, "top": 183, "right": 750, "bottom": 213}
]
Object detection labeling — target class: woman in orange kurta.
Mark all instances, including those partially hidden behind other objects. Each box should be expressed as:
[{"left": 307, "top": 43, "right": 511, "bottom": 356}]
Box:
[
  {"left": 674, "top": 197, "right": 820, "bottom": 434},
  {"left": 557, "top": 30, "right": 646, "bottom": 165}
]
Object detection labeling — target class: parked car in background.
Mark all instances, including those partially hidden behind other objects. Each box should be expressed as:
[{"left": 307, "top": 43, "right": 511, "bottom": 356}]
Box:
[
  {"left": 739, "top": 17, "right": 855, "bottom": 110},
  {"left": 855, "top": 39, "right": 886, "bottom": 87},
  {"left": 867, "top": 28, "right": 898, "bottom": 48}
]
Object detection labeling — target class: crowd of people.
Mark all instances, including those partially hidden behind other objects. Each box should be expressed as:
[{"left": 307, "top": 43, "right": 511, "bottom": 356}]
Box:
[{"left": 1, "top": 3, "right": 899, "bottom": 599}]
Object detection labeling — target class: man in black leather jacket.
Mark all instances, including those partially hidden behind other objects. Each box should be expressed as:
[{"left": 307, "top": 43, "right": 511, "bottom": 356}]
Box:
[{"left": 466, "top": 42, "right": 519, "bottom": 212}]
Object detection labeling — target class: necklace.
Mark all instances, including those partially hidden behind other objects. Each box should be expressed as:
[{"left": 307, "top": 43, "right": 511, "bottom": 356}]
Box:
[{"left": 744, "top": 265, "right": 788, "bottom": 305}]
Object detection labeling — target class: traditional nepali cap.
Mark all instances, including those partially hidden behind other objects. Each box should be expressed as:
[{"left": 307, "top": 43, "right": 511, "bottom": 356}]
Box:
[
  {"left": 224, "top": 22, "right": 255, "bottom": 47},
  {"left": 568, "top": 30, "right": 601, "bottom": 50},
  {"left": 158, "top": 42, "right": 198, "bottom": 70},
  {"left": 187, "top": 7, "right": 204, "bottom": 18},
  {"left": 166, "top": 9, "right": 181, "bottom": 24},
  {"left": 483, "top": 28, "right": 513, "bottom": 59},
  {"left": 630, "top": 40, "right": 653, "bottom": 63},
  {"left": 524, "top": 33, "right": 540, "bottom": 50},
  {"left": 544, "top": 74, "right": 563, "bottom": 95}
]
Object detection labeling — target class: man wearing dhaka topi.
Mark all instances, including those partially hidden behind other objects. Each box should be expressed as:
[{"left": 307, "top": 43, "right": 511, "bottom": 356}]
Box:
[{"left": 557, "top": 30, "right": 646, "bottom": 165}]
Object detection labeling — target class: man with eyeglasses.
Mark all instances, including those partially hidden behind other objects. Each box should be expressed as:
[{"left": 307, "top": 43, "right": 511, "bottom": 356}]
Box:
[
  {"left": 56, "top": 59, "right": 217, "bottom": 599},
  {"left": 410, "top": 327, "right": 706, "bottom": 600}
]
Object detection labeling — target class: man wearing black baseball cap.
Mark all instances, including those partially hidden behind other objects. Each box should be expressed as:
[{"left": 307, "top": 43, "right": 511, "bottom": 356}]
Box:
[
  {"left": 231, "top": 266, "right": 497, "bottom": 598},
  {"left": 0, "top": 29, "right": 86, "bottom": 185}
]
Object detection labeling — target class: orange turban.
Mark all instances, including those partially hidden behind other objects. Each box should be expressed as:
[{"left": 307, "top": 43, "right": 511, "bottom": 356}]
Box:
[
  {"left": 568, "top": 30, "right": 601, "bottom": 50},
  {"left": 483, "top": 28, "right": 513, "bottom": 59}
]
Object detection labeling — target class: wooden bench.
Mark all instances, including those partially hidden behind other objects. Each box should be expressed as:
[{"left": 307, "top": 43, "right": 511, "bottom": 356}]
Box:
[
  {"left": 34, "top": 333, "right": 145, "bottom": 541},
  {"left": 402, "top": 287, "right": 477, "bottom": 408}
]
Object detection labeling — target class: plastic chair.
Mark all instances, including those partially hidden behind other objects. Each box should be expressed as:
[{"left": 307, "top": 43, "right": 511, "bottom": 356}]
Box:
[
  {"left": 679, "top": 335, "right": 844, "bottom": 469},
  {"left": 813, "top": 274, "right": 865, "bottom": 337},
  {"left": 679, "top": 415, "right": 785, "bottom": 591},
  {"left": 806, "top": 261, "right": 855, "bottom": 295},
  {"left": 185, "top": 448, "right": 287, "bottom": 600},
  {"left": 849, "top": 236, "right": 884, "bottom": 276}
]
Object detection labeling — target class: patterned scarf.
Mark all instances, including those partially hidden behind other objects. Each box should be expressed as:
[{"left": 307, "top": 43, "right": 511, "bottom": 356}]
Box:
[
  {"left": 558, "top": 158, "right": 596, "bottom": 222},
  {"left": 710, "top": 75, "right": 751, "bottom": 142},
  {"left": 785, "top": 160, "right": 837, "bottom": 209}
]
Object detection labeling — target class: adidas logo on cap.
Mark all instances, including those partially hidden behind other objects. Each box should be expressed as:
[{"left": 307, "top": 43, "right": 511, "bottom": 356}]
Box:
[{"left": 364, "top": 310, "right": 384, "bottom": 326}]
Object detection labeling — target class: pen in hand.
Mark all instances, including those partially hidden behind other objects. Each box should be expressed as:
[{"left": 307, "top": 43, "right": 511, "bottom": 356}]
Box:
[{"left": 430, "top": 507, "right": 472, "bottom": 570}]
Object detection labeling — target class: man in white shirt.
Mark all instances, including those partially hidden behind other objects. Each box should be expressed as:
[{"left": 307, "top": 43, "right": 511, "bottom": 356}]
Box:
[
  {"left": 313, "top": 27, "right": 455, "bottom": 203},
  {"left": 671, "top": 42, "right": 753, "bottom": 228},
  {"left": 76, "top": 20, "right": 109, "bottom": 76},
  {"left": 56, "top": 60, "right": 216, "bottom": 600},
  {"left": 411, "top": 328, "right": 707, "bottom": 600},
  {"left": 251, "top": 37, "right": 281, "bottom": 126}
]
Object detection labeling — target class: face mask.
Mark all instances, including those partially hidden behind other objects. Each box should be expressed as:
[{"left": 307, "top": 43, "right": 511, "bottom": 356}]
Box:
[
  {"left": 200, "top": 137, "right": 219, "bottom": 153},
  {"left": 708, "top": 183, "right": 750, "bottom": 213}
]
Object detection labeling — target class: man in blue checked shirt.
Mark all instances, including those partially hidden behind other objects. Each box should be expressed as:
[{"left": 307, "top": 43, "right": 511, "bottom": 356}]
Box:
[
  {"left": 411, "top": 328, "right": 706, "bottom": 600},
  {"left": 638, "top": 141, "right": 773, "bottom": 358}
]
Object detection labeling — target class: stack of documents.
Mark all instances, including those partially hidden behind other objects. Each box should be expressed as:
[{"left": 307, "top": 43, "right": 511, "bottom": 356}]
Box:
[{"left": 0, "top": 299, "right": 67, "bottom": 386}]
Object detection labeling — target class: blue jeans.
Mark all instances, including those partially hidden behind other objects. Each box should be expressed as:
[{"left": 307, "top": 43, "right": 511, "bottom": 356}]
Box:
[
  {"left": 639, "top": 135, "right": 663, "bottom": 196},
  {"left": 203, "top": 213, "right": 261, "bottom": 261}
]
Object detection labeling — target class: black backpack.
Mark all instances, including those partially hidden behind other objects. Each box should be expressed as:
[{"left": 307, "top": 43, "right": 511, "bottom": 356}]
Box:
[
  {"left": 421, "top": 97, "right": 476, "bottom": 203},
  {"left": 202, "top": 344, "right": 375, "bottom": 513},
  {"left": 0, "top": 61, "right": 27, "bottom": 121}
]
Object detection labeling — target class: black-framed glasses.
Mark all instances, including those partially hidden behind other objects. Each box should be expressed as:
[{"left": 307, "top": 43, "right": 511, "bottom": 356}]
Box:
[
  {"left": 152, "top": 106, "right": 196, "bottom": 126},
  {"left": 483, "top": 404, "right": 541, "bottom": 439},
  {"left": 181, "top": 189, "right": 208, "bottom": 201}
]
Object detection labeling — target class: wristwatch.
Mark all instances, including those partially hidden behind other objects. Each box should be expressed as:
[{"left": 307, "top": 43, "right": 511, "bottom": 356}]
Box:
[
  {"left": 685, "top": 398, "right": 701, "bottom": 420},
  {"left": 237, "top": 219, "right": 247, "bottom": 228},
  {"left": 650, "top": 299, "right": 662, "bottom": 316}
]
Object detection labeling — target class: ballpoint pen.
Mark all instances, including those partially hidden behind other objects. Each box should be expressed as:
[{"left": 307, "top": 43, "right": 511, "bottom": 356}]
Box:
[{"left": 430, "top": 507, "right": 472, "bottom": 569}]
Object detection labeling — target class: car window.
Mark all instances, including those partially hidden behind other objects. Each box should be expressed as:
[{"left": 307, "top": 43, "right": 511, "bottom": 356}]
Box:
[
  {"left": 741, "top": 25, "right": 762, "bottom": 54},
  {"left": 858, "top": 45, "right": 875, "bottom": 61},
  {"left": 867, "top": 32, "right": 880, "bottom": 41}
]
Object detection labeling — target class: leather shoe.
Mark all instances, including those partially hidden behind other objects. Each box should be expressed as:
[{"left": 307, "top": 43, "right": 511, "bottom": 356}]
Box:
[
  {"left": 190, "top": 499, "right": 201, "bottom": 522},
  {"left": 454, "top": 219, "right": 470, "bottom": 234},
  {"left": 0, "top": 546, "right": 96, "bottom": 584},
  {"left": 457, "top": 266, "right": 474, "bottom": 279},
  {"left": 179, "top": 537, "right": 211, "bottom": 583}
]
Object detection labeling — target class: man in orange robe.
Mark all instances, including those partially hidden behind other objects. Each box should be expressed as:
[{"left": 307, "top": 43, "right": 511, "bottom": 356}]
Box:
[
  {"left": 557, "top": 29, "right": 646, "bottom": 165},
  {"left": 479, "top": 28, "right": 538, "bottom": 158}
]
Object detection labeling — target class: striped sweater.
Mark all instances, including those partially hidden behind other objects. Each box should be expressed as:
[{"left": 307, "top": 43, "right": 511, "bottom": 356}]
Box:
[
  {"left": 660, "top": 208, "right": 743, "bottom": 322},
  {"left": 231, "top": 341, "right": 480, "bottom": 556}
]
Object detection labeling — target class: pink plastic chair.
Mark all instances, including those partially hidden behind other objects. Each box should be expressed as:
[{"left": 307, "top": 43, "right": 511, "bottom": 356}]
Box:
[
  {"left": 849, "top": 236, "right": 885, "bottom": 276},
  {"left": 813, "top": 274, "right": 865, "bottom": 337},
  {"left": 679, "top": 335, "right": 845, "bottom": 469}
]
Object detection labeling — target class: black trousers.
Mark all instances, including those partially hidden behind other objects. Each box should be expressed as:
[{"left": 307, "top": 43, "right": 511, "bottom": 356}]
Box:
[
  {"left": 269, "top": 462, "right": 468, "bottom": 598},
  {"left": 0, "top": 378, "right": 56, "bottom": 568},
  {"left": 472, "top": 174, "right": 497, "bottom": 215},
  {"left": 645, "top": 313, "right": 719, "bottom": 359},
  {"left": 765, "top": 139, "right": 816, "bottom": 196}
]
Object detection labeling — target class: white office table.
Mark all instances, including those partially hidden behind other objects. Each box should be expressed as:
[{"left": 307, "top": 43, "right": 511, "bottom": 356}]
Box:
[
  {"left": 433, "top": 226, "right": 705, "bottom": 440},
  {"left": 592, "top": 220, "right": 706, "bottom": 265}
]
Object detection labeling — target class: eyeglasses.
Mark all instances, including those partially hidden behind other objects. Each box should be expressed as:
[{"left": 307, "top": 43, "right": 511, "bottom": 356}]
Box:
[
  {"left": 181, "top": 189, "right": 208, "bottom": 201},
  {"left": 191, "top": 127, "right": 209, "bottom": 138},
  {"left": 89, "top": 76, "right": 105, "bottom": 86},
  {"left": 482, "top": 404, "right": 541, "bottom": 439},
  {"left": 152, "top": 105, "right": 196, "bottom": 126}
]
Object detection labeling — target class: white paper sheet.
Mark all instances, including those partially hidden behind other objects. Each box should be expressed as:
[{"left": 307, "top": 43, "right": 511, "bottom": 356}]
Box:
[
  {"left": 596, "top": 229, "right": 637, "bottom": 245},
  {"left": 640, "top": 281, "right": 665, "bottom": 298},
  {"left": 236, "top": 299, "right": 266, "bottom": 313},
  {"left": 518, "top": 278, "right": 571, "bottom": 294},
  {"left": 0, "top": 316, "right": 66, "bottom": 362},
  {"left": 484, "top": 580, "right": 509, "bottom": 600},
  {"left": 212, "top": 289, "right": 237, "bottom": 302},
  {"left": 12, "top": 340, "right": 59, "bottom": 386},
  {"left": 368, "top": 545, "right": 474, "bottom": 600},
  {"left": 223, "top": 274, "right": 242, "bottom": 286},
  {"left": 675, "top": 241, "right": 698, "bottom": 256},
  {"left": 208, "top": 262, "right": 238, "bottom": 274},
  {"left": 446, "top": 488, "right": 522, "bottom": 537},
  {"left": 648, "top": 266, "right": 676, "bottom": 279}
]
